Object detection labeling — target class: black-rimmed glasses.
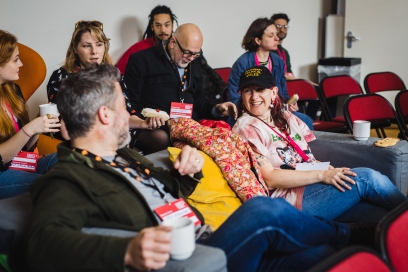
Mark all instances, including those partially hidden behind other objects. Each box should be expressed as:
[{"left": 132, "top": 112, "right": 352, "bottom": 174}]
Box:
[
  {"left": 275, "top": 24, "right": 289, "bottom": 30},
  {"left": 175, "top": 38, "right": 202, "bottom": 59},
  {"left": 75, "top": 20, "right": 103, "bottom": 30}
]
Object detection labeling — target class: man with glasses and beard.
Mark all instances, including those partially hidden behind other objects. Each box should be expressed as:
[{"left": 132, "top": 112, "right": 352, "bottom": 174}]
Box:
[
  {"left": 124, "top": 23, "right": 237, "bottom": 155},
  {"left": 271, "top": 13, "right": 321, "bottom": 120},
  {"left": 270, "top": 13, "right": 294, "bottom": 80}
]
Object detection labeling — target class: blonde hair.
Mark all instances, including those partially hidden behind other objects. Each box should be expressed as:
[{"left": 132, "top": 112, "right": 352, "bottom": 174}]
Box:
[
  {"left": 62, "top": 21, "right": 113, "bottom": 73},
  {"left": 0, "top": 30, "right": 29, "bottom": 144}
]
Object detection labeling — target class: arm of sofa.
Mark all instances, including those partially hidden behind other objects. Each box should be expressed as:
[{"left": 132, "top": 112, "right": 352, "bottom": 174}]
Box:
[{"left": 309, "top": 131, "right": 408, "bottom": 195}]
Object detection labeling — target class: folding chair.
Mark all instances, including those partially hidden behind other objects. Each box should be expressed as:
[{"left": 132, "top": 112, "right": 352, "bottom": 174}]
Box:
[
  {"left": 364, "top": 71, "right": 406, "bottom": 94},
  {"left": 394, "top": 90, "right": 408, "bottom": 140},
  {"left": 343, "top": 93, "right": 406, "bottom": 138},
  {"left": 308, "top": 246, "right": 392, "bottom": 272},
  {"left": 14, "top": 42, "right": 47, "bottom": 101},
  {"left": 319, "top": 75, "right": 364, "bottom": 124},
  {"left": 286, "top": 79, "right": 347, "bottom": 132},
  {"left": 214, "top": 67, "right": 231, "bottom": 85},
  {"left": 376, "top": 201, "right": 408, "bottom": 272}
]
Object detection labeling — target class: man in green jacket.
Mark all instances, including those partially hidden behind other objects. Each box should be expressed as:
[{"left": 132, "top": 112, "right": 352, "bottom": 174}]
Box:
[{"left": 25, "top": 63, "right": 350, "bottom": 272}]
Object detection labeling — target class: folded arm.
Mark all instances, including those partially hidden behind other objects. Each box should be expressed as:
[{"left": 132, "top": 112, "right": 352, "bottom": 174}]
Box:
[{"left": 254, "top": 152, "right": 356, "bottom": 192}]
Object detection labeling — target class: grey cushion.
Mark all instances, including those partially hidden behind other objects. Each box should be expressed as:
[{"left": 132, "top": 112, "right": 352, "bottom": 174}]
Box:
[
  {"left": 310, "top": 131, "right": 408, "bottom": 195},
  {"left": 145, "top": 149, "right": 172, "bottom": 169}
]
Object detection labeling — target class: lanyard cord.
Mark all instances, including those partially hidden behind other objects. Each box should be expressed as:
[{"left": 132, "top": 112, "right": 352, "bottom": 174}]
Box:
[
  {"left": 164, "top": 43, "right": 190, "bottom": 103},
  {"left": 245, "top": 112, "right": 310, "bottom": 162},
  {"left": 73, "top": 148, "right": 167, "bottom": 199},
  {"left": 179, "top": 68, "right": 189, "bottom": 103},
  {"left": 4, "top": 101, "right": 20, "bottom": 132},
  {"left": 276, "top": 46, "right": 287, "bottom": 72},
  {"left": 254, "top": 52, "right": 272, "bottom": 72}
]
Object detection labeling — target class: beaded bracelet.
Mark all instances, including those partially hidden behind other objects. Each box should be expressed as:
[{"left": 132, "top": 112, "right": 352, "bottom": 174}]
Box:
[{"left": 21, "top": 127, "right": 32, "bottom": 138}]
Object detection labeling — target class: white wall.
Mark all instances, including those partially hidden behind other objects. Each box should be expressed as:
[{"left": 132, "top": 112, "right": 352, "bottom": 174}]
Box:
[{"left": 2, "top": 0, "right": 326, "bottom": 118}]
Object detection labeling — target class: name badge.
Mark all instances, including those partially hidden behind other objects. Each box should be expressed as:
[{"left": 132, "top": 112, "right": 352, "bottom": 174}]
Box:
[
  {"left": 9, "top": 151, "right": 38, "bottom": 172},
  {"left": 154, "top": 198, "right": 201, "bottom": 227},
  {"left": 170, "top": 102, "right": 193, "bottom": 119}
]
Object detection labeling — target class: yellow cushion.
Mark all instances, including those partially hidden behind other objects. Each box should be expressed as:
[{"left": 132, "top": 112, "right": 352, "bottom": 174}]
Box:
[{"left": 168, "top": 147, "right": 242, "bottom": 230}]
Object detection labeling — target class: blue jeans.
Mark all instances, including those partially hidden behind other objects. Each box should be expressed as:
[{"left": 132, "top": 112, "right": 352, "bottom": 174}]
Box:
[
  {"left": 0, "top": 153, "right": 58, "bottom": 199},
  {"left": 200, "top": 197, "right": 349, "bottom": 272},
  {"left": 302, "top": 167, "right": 407, "bottom": 222}
]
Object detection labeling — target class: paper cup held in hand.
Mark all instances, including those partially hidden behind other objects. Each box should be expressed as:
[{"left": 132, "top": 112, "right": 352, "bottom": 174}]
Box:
[
  {"left": 39, "top": 103, "right": 59, "bottom": 117},
  {"left": 353, "top": 120, "right": 371, "bottom": 141},
  {"left": 162, "top": 217, "right": 195, "bottom": 260}
]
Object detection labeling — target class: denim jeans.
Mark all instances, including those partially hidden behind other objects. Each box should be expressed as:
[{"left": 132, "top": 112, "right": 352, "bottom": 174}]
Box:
[
  {"left": 0, "top": 153, "right": 58, "bottom": 199},
  {"left": 200, "top": 197, "right": 349, "bottom": 272},
  {"left": 292, "top": 111, "right": 314, "bottom": 130},
  {"left": 302, "top": 167, "right": 407, "bottom": 222}
]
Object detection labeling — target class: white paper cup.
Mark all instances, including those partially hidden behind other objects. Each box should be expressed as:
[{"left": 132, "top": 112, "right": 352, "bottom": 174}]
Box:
[
  {"left": 162, "top": 217, "right": 195, "bottom": 260},
  {"left": 353, "top": 120, "right": 371, "bottom": 141},
  {"left": 39, "top": 103, "right": 58, "bottom": 117}
]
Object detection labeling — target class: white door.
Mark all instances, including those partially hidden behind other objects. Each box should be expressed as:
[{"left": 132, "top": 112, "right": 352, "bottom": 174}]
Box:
[{"left": 344, "top": 0, "right": 408, "bottom": 105}]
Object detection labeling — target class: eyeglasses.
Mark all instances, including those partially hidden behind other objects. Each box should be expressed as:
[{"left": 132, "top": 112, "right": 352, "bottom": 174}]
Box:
[
  {"left": 174, "top": 38, "right": 202, "bottom": 59},
  {"left": 75, "top": 20, "right": 103, "bottom": 31},
  {"left": 275, "top": 24, "right": 289, "bottom": 30}
]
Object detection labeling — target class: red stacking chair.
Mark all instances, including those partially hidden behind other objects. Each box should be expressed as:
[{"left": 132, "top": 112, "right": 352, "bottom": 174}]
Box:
[
  {"left": 214, "top": 67, "right": 231, "bottom": 85},
  {"left": 364, "top": 71, "right": 406, "bottom": 94},
  {"left": 376, "top": 201, "right": 408, "bottom": 272},
  {"left": 394, "top": 90, "right": 408, "bottom": 140},
  {"left": 214, "top": 67, "right": 232, "bottom": 102},
  {"left": 343, "top": 93, "right": 405, "bottom": 138},
  {"left": 286, "top": 79, "right": 347, "bottom": 132},
  {"left": 308, "top": 246, "right": 392, "bottom": 272},
  {"left": 319, "top": 75, "right": 365, "bottom": 124}
]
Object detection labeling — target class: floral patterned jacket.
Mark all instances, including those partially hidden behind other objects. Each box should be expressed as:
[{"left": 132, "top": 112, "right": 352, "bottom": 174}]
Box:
[{"left": 169, "top": 118, "right": 268, "bottom": 202}]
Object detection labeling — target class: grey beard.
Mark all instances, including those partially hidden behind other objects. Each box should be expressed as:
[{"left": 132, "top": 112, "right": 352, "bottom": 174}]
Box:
[{"left": 118, "top": 132, "right": 131, "bottom": 149}]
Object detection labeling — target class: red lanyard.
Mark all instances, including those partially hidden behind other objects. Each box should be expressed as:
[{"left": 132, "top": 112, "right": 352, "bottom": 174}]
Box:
[
  {"left": 254, "top": 52, "right": 272, "bottom": 72},
  {"left": 276, "top": 47, "right": 287, "bottom": 73},
  {"left": 5, "top": 101, "right": 20, "bottom": 132},
  {"left": 269, "top": 126, "right": 309, "bottom": 162},
  {"left": 253, "top": 114, "right": 310, "bottom": 162}
]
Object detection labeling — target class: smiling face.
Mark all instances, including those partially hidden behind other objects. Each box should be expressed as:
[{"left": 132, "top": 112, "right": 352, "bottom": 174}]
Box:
[
  {"left": 0, "top": 47, "right": 23, "bottom": 84},
  {"left": 241, "top": 84, "right": 278, "bottom": 120},
  {"left": 75, "top": 32, "right": 105, "bottom": 68},
  {"left": 151, "top": 13, "right": 173, "bottom": 42},
  {"left": 168, "top": 25, "right": 203, "bottom": 68},
  {"left": 255, "top": 24, "right": 279, "bottom": 52}
]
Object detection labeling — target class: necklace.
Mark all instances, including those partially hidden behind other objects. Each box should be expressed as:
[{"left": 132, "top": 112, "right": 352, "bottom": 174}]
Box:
[{"left": 259, "top": 115, "right": 272, "bottom": 123}]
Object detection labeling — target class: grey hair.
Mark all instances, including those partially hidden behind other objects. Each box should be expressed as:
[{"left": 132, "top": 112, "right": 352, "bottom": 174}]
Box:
[{"left": 57, "top": 63, "right": 121, "bottom": 139}]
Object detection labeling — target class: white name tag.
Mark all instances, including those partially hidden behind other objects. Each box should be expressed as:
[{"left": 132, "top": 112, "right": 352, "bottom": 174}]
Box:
[{"left": 296, "top": 161, "right": 330, "bottom": 171}]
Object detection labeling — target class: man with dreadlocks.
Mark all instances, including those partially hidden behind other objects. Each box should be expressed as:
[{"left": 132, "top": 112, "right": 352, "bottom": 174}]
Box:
[{"left": 116, "top": 5, "right": 178, "bottom": 75}]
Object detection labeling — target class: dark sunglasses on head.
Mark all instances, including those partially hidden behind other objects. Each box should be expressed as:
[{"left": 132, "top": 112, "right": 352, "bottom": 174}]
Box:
[{"left": 75, "top": 20, "right": 103, "bottom": 30}]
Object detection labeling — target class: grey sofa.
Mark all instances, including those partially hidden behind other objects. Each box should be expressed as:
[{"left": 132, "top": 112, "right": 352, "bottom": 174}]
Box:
[{"left": 310, "top": 131, "right": 408, "bottom": 195}]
